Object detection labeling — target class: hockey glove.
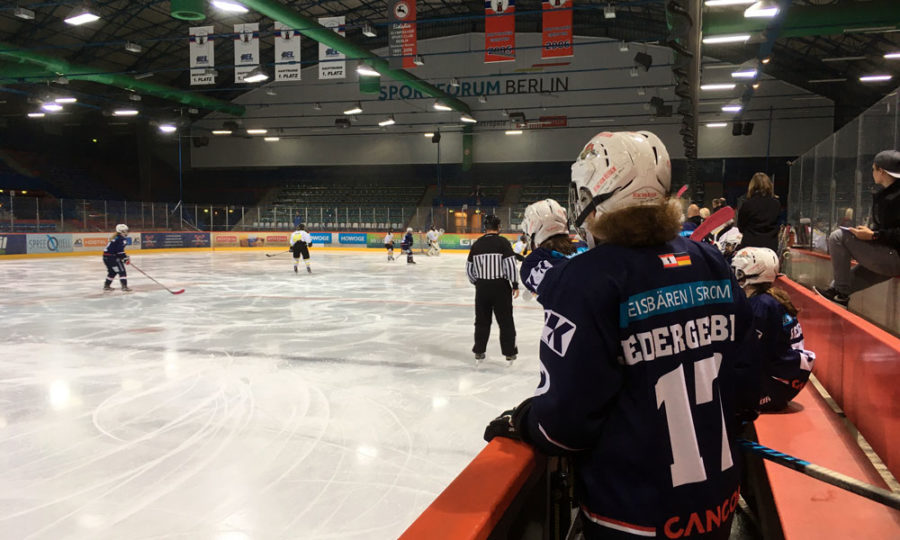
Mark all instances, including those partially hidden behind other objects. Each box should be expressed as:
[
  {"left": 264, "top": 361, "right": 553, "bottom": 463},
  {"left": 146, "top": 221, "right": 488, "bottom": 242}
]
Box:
[
  {"left": 123, "top": 255, "right": 131, "bottom": 265},
  {"left": 483, "top": 397, "right": 532, "bottom": 443}
]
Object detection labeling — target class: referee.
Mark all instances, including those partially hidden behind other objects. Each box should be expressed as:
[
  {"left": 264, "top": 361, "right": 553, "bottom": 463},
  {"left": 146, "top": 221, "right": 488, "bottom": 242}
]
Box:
[{"left": 466, "top": 214, "right": 519, "bottom": 363}]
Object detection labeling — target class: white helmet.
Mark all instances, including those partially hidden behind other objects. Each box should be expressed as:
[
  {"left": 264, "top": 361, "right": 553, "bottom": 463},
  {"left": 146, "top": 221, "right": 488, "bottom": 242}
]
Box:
[
  {"left": 569, "top": 131, "right": 671, "bottom": 243},
  {"left": 522, "top": 199, "right": 569, "bottom": 249},
  {"left": 116, "top": 224, "right": 129, "bottom": 236},
  {"left": 716, "top": 227, "right": 743, "bottom": 256},
  {"left": 406, "top": 227, "right": 413, "bottom": 233},
  {"left": 732, "top": 247, "right": 779, "bottom": 286}
]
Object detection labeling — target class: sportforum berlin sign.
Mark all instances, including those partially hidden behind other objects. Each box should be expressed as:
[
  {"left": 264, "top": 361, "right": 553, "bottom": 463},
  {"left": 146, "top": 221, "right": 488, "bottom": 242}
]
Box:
[{"left": 378, "top": 75, "right": 569, "bottom": 101}]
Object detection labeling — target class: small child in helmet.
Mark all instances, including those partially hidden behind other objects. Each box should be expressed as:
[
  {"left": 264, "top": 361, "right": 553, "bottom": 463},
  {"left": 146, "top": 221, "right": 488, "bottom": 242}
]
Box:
[
  {"left": 512, "top": 234, "right": 528, "bottom": 262},
  {"left": 732, "top": 247, "right": 816, "bottom": 412},
  {"left": 103, "top": 224, "right": 131, "bottom": 292},
  {"left": 519, "top": 199, "right": 578, "bottom": 294},
  {"left": 401, "top": 227, "right": 416, "bottom": 264}
]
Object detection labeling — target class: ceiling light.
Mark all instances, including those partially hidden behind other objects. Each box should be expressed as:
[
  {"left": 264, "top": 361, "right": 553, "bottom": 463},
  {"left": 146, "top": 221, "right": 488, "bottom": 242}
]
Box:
[
  {"left": 158, "top": 124, "right": 177, "bottom": 133},
  {"left": 313, "top": 102, "right": 322, "bottom": 110},
  {"left": 211, "top": 0, "right": 248, "bottom": 13},
  {"left": 362, "top": 23, "right": 376, "bottom": 37},
  {"left": 433, "top": 101, "right": 452, "bottom": 111},
  {"left": 460, "top": 114, "right": 477, "bottom": 124},
  {"left": 378, "top": 115, "right": 396, "bottom": 127},
  {"left": 619, "top": 41, "right": 629, "bottom": 52},
  {"left": 64, "top": 3, "right": 100, "bottom": 25},
  {"left": 14, "top": 7, "right": 35, "bottom": 20},
  {"left": 265, "top": 88, "right": 277, "bottom": 96},
  {"left": 125, "top": 41, "right": 142, "bottom": 53},
  {"left": 128, "top": 94, "right": 141, "bottom": 101},
  {"left": 706, "top": 122, "right": 728, "bottom": 127},
  {"left": 478, "top": 95, "right": 487, "bottom": 103},
  {"left": 134, "top": 72, "right": 153, "bottom": 79},
  {"left": 637, "top": 87, "right": 646, "bottom": 96},
  {"left": 424, "top": 132, "right": 434, "bottom": 138},
  {"left": 449, "top": 78, "right": 460, "bottom": 88},
  {"left": 54, "top": 97, "right": 77, "bottom": 104},
  {"left": 761, "top": 57, "right": 771, "bottom": 64},
  {"left": 264, "top": 137, "right": 280, "bottom": 142},
  {"left": 884, "top": 52, "right": 900, "bottom": 60},
  {"left": 703, "top": 34, "right": 752, "bottom": 44},
  {"left": 344, "top": 102, "right": 363, "bottom": 115},
  {"left": 701, "top": 83, "right": 737, "bottom": 90},
  {"left": 357, "top": 64, "right": 380, "bottom": 77},
  {"left": 113, "top": 109, "right": 139, "bottom": 116},
  {"left": 705, "top": 0, "right": 754, "bottom": 5},
  {"left": 752, "top": 82, "right": 760, "bottom": 89},
  {"left": 822, "top": 56, "right": 867, "bottom": 62},
  {"left": 505, "top": 130, "right": 523, "bottom": 135},
  {"left": 732, "top": 68, "right": 757, "bottom": 79},
  {"left": 212, "top": 130, "right": 232, "bottom": 135},
  {"left": 28, "top": 112, "right": 45, "bottom": 118},
  {"left": 603, "top": 4, "right": 616, "bottom": 19},
  {"left": 413, "top": 55, "right": 425, "bottom": 66},
  {"left": 246, "top": 129, "right": 268, "bottom": 134},
  {"left": 859, "top": 74, "right": 893, "bottom": 82},
  {"left": 722, "top": 102, "right": 743, "bottom": 112},
  {"left": 243, "top": 66, "right": 269, "bottom": 83},
  {"left": 630, "top": 67, "right": 639, "bottom": 77},
  {"left": 808, "top": 78, "right": 846, "bottom": 83},
  {"left": 41, "top": 103, "right": 63, "bottom": 112},
  {"left": 744, "top": 1, "right": 779, "bottom": 18}
]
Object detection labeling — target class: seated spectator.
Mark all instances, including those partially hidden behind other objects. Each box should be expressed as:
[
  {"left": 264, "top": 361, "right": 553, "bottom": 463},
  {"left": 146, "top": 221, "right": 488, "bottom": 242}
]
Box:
[
  {"left": 815, "top": 150, "right": 900, "bottom": 307},
  {"left": 737, "top": 173, "right": 781, "bottom": 252}
]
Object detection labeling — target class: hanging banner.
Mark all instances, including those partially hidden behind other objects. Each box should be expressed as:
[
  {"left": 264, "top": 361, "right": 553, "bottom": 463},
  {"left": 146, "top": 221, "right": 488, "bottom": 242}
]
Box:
[
  {"left": 234, "top": 23, "right": 260, "bottom": 83},
  {"left": 542, "top": 0, "right": 573, "bottom": 59},
  {"left": 318, "top": 16, "right": 346, "bottom": 79},
  {"left": 485, "top": 0, "right": 516, "bottom": 63},
  {"left": 189, "top": 26, "right": 215, "bottom": 86},
  {"left": 388, "top": 0, "right": 417, "bottom": 69},
  {"left": 274, "top": 21, "right": 301, "bottom": 81}
]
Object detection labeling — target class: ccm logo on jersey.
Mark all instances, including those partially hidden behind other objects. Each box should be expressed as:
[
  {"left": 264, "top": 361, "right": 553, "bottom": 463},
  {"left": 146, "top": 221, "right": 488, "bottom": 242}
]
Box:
[
  {"left": 659, "top": 252, "right": 691, "bottom": 268},
  {"left": 542, "top": 310, "right": 577, "bottom": 357}
]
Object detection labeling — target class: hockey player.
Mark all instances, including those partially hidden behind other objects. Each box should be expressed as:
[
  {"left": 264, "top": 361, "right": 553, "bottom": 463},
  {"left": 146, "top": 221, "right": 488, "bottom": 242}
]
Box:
[
  {"left": 401, "top": 227, "right": 416, "bottom": 264},
  {"left": 519, "top": 199, "right": 577, "bottom": 293},
  {"left": 290, "top": 224, "right": 312, "bottom": 273},
  {"left": 426, "top": 227, "right": 441, "bottom": 257},
  {"left": 512, "top": 234, "right": 528, "bottom": 262},
  {"left": 384, "top": 230, "right": 395, "bottom": 261},
  {"left": 467, "top": 214, "right": 519, "bottom": 363},
  {"left": 732, "top": 247, "right": 816, "bottom": 412},
  {"left": 484, "top": 131, "right": 759, "bottom": 540},
  {"left": 103, "top": 224, "right": 131, "bottom": 292}
]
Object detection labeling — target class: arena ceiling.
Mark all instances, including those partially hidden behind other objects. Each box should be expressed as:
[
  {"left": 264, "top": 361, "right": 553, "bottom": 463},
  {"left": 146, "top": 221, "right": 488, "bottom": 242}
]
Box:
[{"left": 0, "top": 1, "right": 898, "bottom": 129}]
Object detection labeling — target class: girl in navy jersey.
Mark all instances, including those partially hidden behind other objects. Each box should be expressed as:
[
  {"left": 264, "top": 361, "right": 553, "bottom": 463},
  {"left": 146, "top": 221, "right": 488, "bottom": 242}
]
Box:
[{"left": 103, "top": 224, "right": 131, "bottom": 292}]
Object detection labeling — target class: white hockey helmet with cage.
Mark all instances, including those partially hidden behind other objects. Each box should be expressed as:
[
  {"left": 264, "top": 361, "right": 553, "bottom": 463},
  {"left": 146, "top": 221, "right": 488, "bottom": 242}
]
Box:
[
  {"left": 716, "top": 227, "right": 743, "bottom": 256},
  {"left": 731, "top": 247, "right": 779, "bottom": 286},
  {"left": 568, "top": 131, "right": 671, "bottom": 243},
  {"left": 521, "top": 199, "right": 569, "bottom": 249},
  {"left": 116, "top": 224, "right": 129, "bottom": 236}
]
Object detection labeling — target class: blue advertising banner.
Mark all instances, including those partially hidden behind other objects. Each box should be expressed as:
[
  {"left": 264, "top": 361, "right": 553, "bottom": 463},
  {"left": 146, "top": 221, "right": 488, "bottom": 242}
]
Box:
[
  {"left": 338, "top": 233, "right": 367, "bottom": 245},
  {"left": 0, "top": 234, "right": 27, "bottom": 255},
  {"left": 310, "top": 232, "right": 333, "bottom": 245},
  {"left": 142, "top": 232, "right": 211, "bottom": 249},
  {"left": 25, "top": 233, "right": 74, "bottom": 254}
]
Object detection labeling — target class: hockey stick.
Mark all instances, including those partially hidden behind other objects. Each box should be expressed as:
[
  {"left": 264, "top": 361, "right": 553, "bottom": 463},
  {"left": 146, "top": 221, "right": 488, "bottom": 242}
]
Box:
[
  {"left": 265, "top": 249, "right": 291, "bottom": 257},
  {"left": 690, "top": 206, "right": 735, "bottom": 241},
  {"left": 129, "top": 262, "right": 185, "bottom": 295},
  {"left": 737, "top": 439, "right": 900, "bottom": 510},
  {"left": 675, "top": 184, "right": 688, "bottom": 199}
]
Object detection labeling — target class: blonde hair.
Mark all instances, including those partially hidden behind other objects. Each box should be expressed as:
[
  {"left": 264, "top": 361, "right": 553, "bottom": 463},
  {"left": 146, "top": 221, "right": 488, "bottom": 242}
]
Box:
[
  {"left": 747, "top": 173, "right": 774, "bottom": 198},
  {"left": 745, "top": 284, "right": 799, "bottom": 316}
]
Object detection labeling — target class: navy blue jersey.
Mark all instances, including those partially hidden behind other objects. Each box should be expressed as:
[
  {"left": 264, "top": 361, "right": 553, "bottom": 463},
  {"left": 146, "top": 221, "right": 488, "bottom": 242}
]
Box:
[
  {"left": 519, "top": 236, "right": 759, "bottom": 538},
  {"left": 748, "top": 293, "right": 815, "bottom": 410},
  {"left": 103, "top": 234, "right": 127, "bottom": 258},
  {"left": 401, "top": 232, "right": 413, "bottom": 249}
]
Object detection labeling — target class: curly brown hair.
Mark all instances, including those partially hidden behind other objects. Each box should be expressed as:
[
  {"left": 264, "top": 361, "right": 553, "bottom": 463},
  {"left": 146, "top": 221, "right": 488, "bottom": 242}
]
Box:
[{"left": 588, "top": 198, "right": 683, "bottom": 247}]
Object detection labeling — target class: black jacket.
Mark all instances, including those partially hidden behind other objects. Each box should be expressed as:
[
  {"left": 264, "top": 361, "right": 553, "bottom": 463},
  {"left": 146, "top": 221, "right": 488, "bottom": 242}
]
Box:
[
  {"left": 737, "top": 195, "right": 781, "bottom": 252},
  {"left": 872, "top": 180, "right": 900, "bottom": 251}
]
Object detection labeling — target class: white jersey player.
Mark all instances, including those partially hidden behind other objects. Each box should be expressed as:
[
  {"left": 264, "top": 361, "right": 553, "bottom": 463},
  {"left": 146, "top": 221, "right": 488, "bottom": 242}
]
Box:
[
  {"left": 426, "top": 228, "right": 441, "bottom": 256},
  {"left": 290, "top": 225, "right": 313, "bottom": 273},
  {"left": 384, "top": 231, "right": 395, "bottom": 261}
]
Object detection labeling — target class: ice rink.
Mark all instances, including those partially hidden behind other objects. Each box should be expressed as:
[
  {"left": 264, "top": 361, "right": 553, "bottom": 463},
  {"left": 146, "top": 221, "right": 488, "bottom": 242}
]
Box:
[{"left": 0, "top": 249, "right": 547, "bottom": 539}]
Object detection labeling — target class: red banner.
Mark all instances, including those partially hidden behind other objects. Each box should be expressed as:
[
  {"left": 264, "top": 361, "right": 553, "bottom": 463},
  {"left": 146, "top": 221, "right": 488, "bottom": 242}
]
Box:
[
  {"left": 388, "top": 0, "right": 417, "bottom": 69},
  {"left": 542, "top": 0, "right": 573, "bottom": 59},
  {"left": 485, "top": 0, "right": 515, "bottom": 63}
]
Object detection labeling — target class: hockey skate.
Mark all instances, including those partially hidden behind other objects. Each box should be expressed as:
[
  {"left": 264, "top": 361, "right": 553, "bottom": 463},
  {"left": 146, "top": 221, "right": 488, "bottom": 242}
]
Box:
[
  {"left": 505, "top": 354, "right": 517, "bottom": 366},
  {"left": 103, "top": 285, "right": 113, "bottom": 292},
  {"left": 307, "top": 266, "right": 312, "bottom": 274},
  {"left": 294, "top": 266, "right": 298, "bottom": 273},
  {"left": 474, "top": 352, "right": 485, "bottom": 366},
  {"left": 121, "top": 286, "right": 133, "bottom": 292}
]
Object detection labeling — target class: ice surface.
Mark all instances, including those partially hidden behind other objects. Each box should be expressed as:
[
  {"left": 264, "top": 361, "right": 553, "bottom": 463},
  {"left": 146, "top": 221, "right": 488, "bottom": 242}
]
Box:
[{"left": 0, "top": 250, "right": 546, "bottom": 539}]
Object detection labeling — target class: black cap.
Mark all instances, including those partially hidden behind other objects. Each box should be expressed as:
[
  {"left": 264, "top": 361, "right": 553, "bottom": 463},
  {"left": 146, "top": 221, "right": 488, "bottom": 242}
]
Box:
[{"left": 874, "top": 150, "right": 900, "bottom": 179}]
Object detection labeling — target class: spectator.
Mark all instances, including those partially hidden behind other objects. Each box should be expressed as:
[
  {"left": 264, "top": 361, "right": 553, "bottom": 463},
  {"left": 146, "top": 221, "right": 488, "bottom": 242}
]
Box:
[
  {"left": 815, "top": 150, "right": 900, "bottom": 307},
  {"left": 712, "top": 197, "right": 725, "bottom": 211},
  {"left": 680, "top": 203, "right": 702, "bottom": 236},
  {"left": 736, "top": 173, "right": 781, "bottom": 252},
  {"left": 293, "top": 211, "right": 302, "bottom": 228},
  {"left": 700, "top": 207, "right": 711, "bottom": 220}
]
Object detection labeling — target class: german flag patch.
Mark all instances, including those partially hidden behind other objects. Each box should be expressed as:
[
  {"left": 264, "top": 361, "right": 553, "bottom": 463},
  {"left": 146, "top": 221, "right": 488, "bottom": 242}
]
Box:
[{"left": 659, "top": 252, "right": 691, "bottom": 268}]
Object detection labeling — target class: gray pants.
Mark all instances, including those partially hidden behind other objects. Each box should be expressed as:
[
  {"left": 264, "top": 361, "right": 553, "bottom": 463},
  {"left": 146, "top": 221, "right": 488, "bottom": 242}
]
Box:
[{"left": 828, "top": 229, "right": 900, "bottom": 295}]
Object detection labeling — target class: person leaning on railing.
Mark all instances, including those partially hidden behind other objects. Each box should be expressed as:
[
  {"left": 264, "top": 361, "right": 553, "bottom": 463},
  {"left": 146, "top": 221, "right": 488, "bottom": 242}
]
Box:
[{"left": 815, "top": 150, "right": 900, "bottom": 307}]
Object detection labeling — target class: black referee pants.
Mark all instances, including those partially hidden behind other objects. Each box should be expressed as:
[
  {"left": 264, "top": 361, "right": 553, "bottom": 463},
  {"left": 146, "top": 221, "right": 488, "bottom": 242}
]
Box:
[{"left": 473, "top": 279, "right": 517, "bottom": 357}]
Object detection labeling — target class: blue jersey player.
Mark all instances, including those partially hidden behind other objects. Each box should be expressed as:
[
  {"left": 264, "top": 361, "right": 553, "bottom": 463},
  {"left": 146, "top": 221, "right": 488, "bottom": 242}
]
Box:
[
  {"left": 103, "top": 224, "right": 131, "bottom": 292},
  {"left": 731, "top": 247, "right": 815, "bottom": 412},
  {"left": 485, "top": 131, "right": 760, "bottom": 539}
]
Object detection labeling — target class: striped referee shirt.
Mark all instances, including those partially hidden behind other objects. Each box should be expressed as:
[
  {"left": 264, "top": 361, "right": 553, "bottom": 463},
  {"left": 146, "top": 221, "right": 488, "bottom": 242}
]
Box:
[{"left": 466, "top": 233, "right": 519, "bottom": 288}]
